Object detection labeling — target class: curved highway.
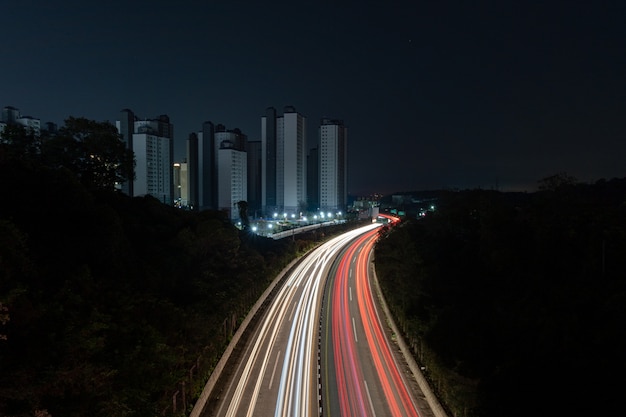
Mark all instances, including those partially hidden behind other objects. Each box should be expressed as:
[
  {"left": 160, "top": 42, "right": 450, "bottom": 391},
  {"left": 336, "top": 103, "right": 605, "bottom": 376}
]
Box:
[
  {"left": 203, "top": 223, "right": 381, "bottom": 417},
  {"left": 321, "top": 224, "right": 423, "bottom": 417}
]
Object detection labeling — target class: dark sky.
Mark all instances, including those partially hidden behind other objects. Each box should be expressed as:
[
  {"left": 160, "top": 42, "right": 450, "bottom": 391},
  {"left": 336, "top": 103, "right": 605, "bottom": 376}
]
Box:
[{"left": 2, "top": 0, "right": 625, "bottom": 195}]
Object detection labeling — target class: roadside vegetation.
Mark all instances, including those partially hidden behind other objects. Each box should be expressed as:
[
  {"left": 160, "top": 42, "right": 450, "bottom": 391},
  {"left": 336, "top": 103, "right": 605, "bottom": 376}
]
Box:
[
  {"left": 5, "top": 119, "right": 623, "bottom": 417},
  {"left": 375, "top": 175, "right": 626, "bottom": 417},
  {"left": 0, "top": 120, "right": 364, "bottom": 417}
]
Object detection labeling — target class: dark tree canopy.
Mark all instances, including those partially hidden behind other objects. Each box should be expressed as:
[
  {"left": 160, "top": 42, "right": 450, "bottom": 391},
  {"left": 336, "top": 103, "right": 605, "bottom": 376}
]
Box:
[
  {"left": 0, "top": 115, "right": 368, "bottom": 417},
  {"left": 2, "top": 117, "right": 134, "bottom": 191},
  {"left": 0, "top": 124, "right": 40, "bottom": 162},
  {"left": 44, "top": 117, "right": 135, "bottom": 190},
  {"left": 375, "top": 182, "right": 626, "bottom": 417},
  {"left": 236, "top": 200, "right": 250, "bottom": 230}
]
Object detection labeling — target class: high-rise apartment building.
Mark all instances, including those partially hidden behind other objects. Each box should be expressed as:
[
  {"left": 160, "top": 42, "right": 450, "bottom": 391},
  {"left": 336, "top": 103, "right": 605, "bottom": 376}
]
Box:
[
  {"left": 218, "top": 140, "right": 247, "bottom": 219},
  {"left": 215, "top": 125, "right": 248, "bottom": 219},
  {"left": 116, "top": 110, "right": 174, "bottom": 204},
  {"left": 186, "top": 132, "right": 199, "bottom": 210},
  {"left": 2, "top": 106, "right": 20, "bottom": 124},
  {"left": 262, "top": 106, "right": 307, "bottom": 215},
  {"left": 1, "top": 106, "right": 41, "bottom": 136},
  {"left": 192, "top": 121, "right": 216, "bottom": 211},
  {"left": 307, "top": 146, "right": 319, "bottom": 211},
  {"left": 187, "top": 122, "right": 249, "bottom": 217},
  {"left": 261, "top": 107, "right": 277, "bottom": 210},
  {"left": 173, "top": 162, "right": 189, "bottom": 208},
  {"left": 319, "top": 118, "right": 347, "bottom": 212},
  {"left": 246, "top": 140, "right": 262, "bottom": 216}
]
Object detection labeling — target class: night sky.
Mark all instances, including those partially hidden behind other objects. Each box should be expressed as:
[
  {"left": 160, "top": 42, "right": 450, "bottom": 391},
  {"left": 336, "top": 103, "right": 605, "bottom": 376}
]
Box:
[{"left": 2, "top": 0, "right": 625, "bottom": 195}]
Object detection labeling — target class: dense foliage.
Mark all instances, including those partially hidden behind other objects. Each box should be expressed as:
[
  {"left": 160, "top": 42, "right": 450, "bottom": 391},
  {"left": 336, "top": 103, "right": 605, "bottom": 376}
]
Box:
[
  {"left": 375, "top": 179, "right": 626, "bottom": 416},
  {"left": 0, "top": 158, "right": 306, "bottom": 416},
  {"left": 0, "top": 121, "right": 307, "bottom": 417},
  {"left": 0, "top": 118, "right": 370, "bottom": 417},
  {"left": 1, "top": 118, "right": 134, "bottom": 191}
]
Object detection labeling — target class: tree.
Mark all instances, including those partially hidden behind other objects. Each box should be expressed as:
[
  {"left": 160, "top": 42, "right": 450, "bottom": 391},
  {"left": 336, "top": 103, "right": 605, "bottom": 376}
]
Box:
[
  {"left": 537, "top": 172, "right": 578, "bottom": 191},
  {"left": 0, "top": 302, "right": 7, "bottom": 341},
  {"left": 43, "top": 117, "right": 135, "bottom": 190},
  {"left": 236, "top": 201, "right": 250, "bottom": 230},
  {"left": 0, "top": 123, "right": 41, "bottom": 163}
]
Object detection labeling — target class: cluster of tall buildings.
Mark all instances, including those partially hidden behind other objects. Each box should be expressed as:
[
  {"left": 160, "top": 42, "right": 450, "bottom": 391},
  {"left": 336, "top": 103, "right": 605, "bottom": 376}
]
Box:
[
  {"left": 0, "top": 104, "right": 347, "bottom": 222},
  {"left": 0, "top": 106, "right": 51, "bottom": 137},
  {"left": 116, "top": 105, "right": 347, "bottom": 221}
]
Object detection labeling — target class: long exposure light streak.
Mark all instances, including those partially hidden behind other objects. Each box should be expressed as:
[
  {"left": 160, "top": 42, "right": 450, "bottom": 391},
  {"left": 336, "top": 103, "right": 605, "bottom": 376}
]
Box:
[
  {"left": 328, "top": 225, "right": 420, "bottom": 417},
  {"left": 213, "top": 224, "right": 380, "bottom": 417}
]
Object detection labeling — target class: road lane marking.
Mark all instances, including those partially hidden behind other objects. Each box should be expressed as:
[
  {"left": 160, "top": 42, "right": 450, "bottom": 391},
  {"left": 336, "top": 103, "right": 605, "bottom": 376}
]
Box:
[
  {"left": 269, "top": 350, "right": 282, "bottom": 389},
  {"left": 352, "top": 317, "right": 358, "bottom": 342},
  {"left": 289, "top": 302, "right": 296, "bottom": 322},
  {"left": 364, "top": 380, "right": 377, "bottom": 417}
]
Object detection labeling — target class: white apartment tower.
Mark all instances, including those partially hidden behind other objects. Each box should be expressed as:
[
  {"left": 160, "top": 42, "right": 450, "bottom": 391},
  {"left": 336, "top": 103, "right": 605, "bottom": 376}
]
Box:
[
  {"left": 218, "top": 141, "right": 248, "bottom": 219},
  {"left": 262, "top": 106, "right": 306, "bottom": 215},
  {"left": 116, "top": 110, "right": 174, "bottom": 204},
  {"left": 319, "top": 118, "right": 347, "bottom": 212},
  {"left": 215, "top": 126, "right": 248, "bottom": 219},
  {"left": 133, "top": 129, "right": 172, "bottom": 203},
  {"left": 2, "top": 106, "right": 41, "bottom": 136}
]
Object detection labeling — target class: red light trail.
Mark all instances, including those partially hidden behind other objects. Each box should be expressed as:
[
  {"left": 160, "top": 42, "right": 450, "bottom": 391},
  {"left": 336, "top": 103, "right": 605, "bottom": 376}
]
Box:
[{"left": 329, "top": 226, "right": 420, "bottom": 417}]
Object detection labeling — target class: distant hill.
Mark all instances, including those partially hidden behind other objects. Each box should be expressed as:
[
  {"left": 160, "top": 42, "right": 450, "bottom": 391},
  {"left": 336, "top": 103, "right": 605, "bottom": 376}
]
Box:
[{"left": 375, "top": 178, "right": 626, "bottom": 417}]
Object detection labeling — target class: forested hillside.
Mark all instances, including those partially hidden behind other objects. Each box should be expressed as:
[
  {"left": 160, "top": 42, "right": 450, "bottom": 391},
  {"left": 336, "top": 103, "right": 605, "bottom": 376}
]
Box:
[
  {"left": 0, "top": 119, "right": 367, "bottom": 417},
  {"left": 0, "top": 121, "right": 306, "bottom": 417},
  {"left": 375, "top": 178, "right": 626, "bottom": 416},
  {"left": 0, "top": 157, "right": 307, "bottom": 416}
]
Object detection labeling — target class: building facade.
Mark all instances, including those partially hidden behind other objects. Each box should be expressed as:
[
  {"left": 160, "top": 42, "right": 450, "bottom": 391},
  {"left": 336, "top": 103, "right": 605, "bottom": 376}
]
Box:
[
  {"left": 1, "top": 106, "right": 41, "bottom": 137},
  {"left": 187, "top": 122, "right": 249, "bottom": 218},
  {"left": 132, "top": 131, "right": 172, "bottom": 204},
  {"left": 116, "top": 110, "right": 174, "bottom": 204},
  {"left": 319, "top": 118, "right": 347, "bottom": 212},
  {"left": 173, "top": 162, "right": 189, "bottom": 208},
  {"left": 307, "top": 146, "right": 319, "bottom": 211},
  {"left": 218, "top": 141, "right": 247, "bottom": 219},
  {"left": 194, "top": 121, "right": 216, "bottom": 211},
  {"left": 215, "top": 125, "right": 248, "bottom": 219},
  {"left": 261, "top": 107, "right": 277, "bottom": 211},
  {"left": 262, "top": 106, "right": 307, "bottom": 216},
  {"left": 246, "top": 140, "right": 262, "bottom": 217}
]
